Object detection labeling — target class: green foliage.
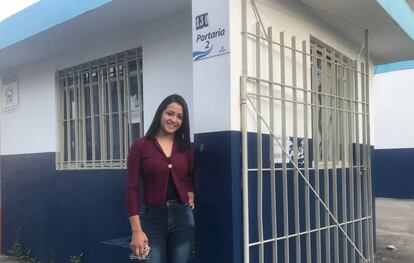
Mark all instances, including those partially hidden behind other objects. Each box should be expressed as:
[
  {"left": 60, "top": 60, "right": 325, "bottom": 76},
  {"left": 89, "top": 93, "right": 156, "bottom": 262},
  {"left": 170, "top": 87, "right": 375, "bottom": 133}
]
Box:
[
  {"left": 9, "top": 227, "right": 83, "bottom": 263},
  {"left": 68, "top": 253, "right": 84, "bottom": 263}
]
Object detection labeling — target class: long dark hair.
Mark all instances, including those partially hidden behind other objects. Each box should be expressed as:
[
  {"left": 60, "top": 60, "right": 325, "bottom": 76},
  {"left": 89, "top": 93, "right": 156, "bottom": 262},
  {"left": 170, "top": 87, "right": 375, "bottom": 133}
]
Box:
[{"left": 145, "top": 94, "right": 191, "bottom": 149}]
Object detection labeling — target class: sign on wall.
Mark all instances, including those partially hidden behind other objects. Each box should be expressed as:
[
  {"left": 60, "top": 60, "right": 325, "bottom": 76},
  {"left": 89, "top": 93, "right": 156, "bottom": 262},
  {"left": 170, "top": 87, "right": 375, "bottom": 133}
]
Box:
[
  {"left": 1, "top": 78, "right": 19, "bottom": 112},
  {"left": 192, "top": 5, "right": 229, "bottom": 61}
]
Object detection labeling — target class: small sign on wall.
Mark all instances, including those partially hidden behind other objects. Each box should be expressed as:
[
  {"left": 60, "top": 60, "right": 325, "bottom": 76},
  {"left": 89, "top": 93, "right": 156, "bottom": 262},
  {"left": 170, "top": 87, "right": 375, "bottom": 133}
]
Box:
[
  {"left": 2, "top": 77, "right": 19, "bottom": 112},
  {"left": 192, "top": 4, "right": 229, "bottom": 61}
]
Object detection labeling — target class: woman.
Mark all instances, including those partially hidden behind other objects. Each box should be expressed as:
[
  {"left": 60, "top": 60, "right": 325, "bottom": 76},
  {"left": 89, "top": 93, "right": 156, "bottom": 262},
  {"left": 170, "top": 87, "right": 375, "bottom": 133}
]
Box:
[{"left": 126, "top": 94, "right": 195, "bottom": 262}]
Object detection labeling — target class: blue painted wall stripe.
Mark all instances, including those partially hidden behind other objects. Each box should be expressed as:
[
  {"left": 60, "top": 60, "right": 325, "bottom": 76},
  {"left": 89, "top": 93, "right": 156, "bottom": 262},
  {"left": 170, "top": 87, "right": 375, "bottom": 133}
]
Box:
[
  {"left": 377, "top": 0, "right": 414, "bottom": 41},
  {"left": 1, "top": 132, "right": 378, "bottom": 262},
  {"left": 0, "top": 0, "right": 112, "bottom": 49},
  {"left": 374, "top": 1, "right": 414, "bottom": 73},
  {"left": 374, "top": 59, "right": 414, "bottom": 74}
]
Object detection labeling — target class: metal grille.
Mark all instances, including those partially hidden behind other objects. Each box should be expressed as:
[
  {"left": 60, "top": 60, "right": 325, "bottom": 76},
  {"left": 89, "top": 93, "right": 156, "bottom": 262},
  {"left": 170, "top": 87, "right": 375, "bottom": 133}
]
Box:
[
  {"left": 241, "top": 2, "right": 374, "bottom": 262},
  {"left": 56, "top": 48, "right": 143, "bottom": 169}
]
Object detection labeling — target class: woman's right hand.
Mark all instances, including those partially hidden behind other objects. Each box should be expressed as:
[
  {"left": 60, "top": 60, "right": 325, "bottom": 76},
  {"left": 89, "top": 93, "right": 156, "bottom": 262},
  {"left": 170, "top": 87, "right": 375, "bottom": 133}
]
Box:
[{"left": 130, "top": 230, "right": 149, "bottom": 258}]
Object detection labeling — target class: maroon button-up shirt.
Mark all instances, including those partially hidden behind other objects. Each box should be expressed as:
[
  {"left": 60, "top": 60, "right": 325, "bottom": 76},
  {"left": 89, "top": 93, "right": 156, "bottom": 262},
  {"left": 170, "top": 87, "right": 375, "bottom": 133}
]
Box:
[{"left": 125, "top": 137, "right": 195, "bottom": 216}]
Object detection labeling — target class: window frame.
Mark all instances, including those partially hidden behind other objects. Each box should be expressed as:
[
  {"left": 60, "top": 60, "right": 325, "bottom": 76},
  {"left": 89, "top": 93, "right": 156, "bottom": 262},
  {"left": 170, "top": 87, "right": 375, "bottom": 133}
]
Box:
[
  {"left": 311, "top": 38, "right": 352, "bottom": 168},
  {"left": 56, "top": 48, "right": 143, "bottom": 170}
]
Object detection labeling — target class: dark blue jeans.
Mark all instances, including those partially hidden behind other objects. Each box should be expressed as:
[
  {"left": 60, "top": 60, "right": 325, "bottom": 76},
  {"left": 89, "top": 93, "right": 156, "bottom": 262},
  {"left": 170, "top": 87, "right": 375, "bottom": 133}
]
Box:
[{"left": 140, "top": 200, "right": 195, "bottom": 263}]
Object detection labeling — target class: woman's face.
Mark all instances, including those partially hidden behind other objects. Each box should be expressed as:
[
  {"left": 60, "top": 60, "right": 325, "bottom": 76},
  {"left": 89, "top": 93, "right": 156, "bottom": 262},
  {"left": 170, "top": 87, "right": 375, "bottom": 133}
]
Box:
[{"left": 159, "top": 102, "right": 184, "bottom": 135}]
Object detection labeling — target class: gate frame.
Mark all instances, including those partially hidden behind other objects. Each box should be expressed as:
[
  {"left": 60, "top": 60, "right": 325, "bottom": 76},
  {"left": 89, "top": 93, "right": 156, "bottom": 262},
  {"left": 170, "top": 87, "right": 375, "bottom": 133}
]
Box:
[{"left": 240, "top": 0, "right": 374, "bottom": 262}]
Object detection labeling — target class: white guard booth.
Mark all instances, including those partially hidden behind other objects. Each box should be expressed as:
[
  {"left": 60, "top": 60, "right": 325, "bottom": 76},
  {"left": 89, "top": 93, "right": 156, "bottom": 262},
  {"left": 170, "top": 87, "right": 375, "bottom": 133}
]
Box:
[{"left": 1, "top": 0, "right": 414, "bottom": 262}]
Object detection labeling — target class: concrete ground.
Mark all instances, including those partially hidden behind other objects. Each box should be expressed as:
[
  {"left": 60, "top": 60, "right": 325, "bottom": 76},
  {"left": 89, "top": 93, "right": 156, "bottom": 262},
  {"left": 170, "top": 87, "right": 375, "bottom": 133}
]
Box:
[
  {"left": 375, "top": 197, "right": 414, "bottom": 263},
  {"left": 1, "top": 197, "right": 413, "bottom": 263},
  {"left": 0, "top": 255, "right": 19, "bottom": 263}
]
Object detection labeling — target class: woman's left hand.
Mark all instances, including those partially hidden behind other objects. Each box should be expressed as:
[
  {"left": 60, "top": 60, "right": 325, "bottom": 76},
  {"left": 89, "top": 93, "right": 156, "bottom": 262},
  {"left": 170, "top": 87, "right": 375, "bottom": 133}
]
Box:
[{"left": 188, "top": 192, "right": 195, "bottom": 209}]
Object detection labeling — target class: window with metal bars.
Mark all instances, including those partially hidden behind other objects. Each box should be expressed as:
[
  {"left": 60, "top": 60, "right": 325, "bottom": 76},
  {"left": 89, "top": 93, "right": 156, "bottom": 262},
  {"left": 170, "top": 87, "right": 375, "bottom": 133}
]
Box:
[
  {"left": 56, "top": 48, "right": 143, "bottom": 169},
  {"left": 311, "top": 39, "right": 351, "bottom": 167}
]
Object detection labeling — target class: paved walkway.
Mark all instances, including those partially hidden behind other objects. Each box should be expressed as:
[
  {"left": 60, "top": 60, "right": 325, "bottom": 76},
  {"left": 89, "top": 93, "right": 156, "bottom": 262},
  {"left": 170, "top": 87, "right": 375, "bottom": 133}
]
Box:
[
  {"left": 375, "top": 197, "right": 414, "bottom": 263},
  {"left": 0, "top": 255, "right": 19, "bottom": 263}
]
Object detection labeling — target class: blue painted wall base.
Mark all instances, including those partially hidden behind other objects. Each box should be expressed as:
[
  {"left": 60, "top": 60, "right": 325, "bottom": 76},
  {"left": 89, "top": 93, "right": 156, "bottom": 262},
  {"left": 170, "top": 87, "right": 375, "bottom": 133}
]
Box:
[
  {"left": 374, "top": 148, "right": 414, "bottom": 198},
  {"left": 1, "top": 152, "right": 131, "bottom": 262},
  {"left": 1, "top": 132, "right": 377, "bottom": 262}
]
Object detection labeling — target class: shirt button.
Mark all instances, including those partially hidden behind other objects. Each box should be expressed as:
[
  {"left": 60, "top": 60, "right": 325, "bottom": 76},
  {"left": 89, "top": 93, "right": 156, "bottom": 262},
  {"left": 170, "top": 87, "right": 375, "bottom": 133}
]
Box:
[{"left": 168, "top": 164, "right": 173, "bottom": 169}]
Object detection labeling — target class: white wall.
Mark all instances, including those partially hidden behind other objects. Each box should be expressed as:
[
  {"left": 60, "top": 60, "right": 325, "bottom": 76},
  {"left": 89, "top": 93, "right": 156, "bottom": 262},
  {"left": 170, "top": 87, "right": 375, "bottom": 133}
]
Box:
[
  {"left": 0, "top": 63, "right": 56, "bottom": 155},
  {"left": 373, "top": 68, "right": 414, "bottom": 149},
  {"left": 192, "top": 0, "right": 231, "bottom": 134},
  {"left": 142, "top": 12, "right": 193, "bottom": 136},
  {"left": 0, "top": 11, "right": 193, "bottom": 155}
]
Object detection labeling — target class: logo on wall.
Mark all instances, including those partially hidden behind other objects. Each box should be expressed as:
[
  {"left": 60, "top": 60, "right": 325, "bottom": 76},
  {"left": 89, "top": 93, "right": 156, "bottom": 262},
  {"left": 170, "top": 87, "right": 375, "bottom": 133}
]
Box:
[
  {"left": 192, "top": 11, "right": 229, "bottom": 61},
  {"left": 1, "top": 77, "right": 19, "bottom": 112},
  {"left": 195, "top": 13, "right": 208, "bottom": 30}
]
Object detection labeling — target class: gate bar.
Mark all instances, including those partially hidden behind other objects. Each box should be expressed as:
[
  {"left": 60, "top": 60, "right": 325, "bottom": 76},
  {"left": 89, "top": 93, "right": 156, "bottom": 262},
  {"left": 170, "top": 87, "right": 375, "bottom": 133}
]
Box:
[
  {"left": 321, "top": 47, "right": 331, "bottom": 263},
  {"left": 311, "top": 43, "right": 322, "bottom": 263},
  {"left": 291, "top": 36, "right": 301, "bottom": 263},
  {"left": 365, "top": 29, "right": 375, "bottom": 262},
  {"left": 348, "top": 59, "right": 356, "bottom": 263},
  {"left": 241, "top": 0, "right": 249, "bottom": 262},
  {"left": 268, "top": 26, "right": 278, "bottom": 263},
  {"left": 245, "top": 95, "right": 369, "bottom": 263},
  {"left": 255, "top": 22, "right": 265, "bottom": 263},
  {"left": 302, "top": 40, "right": 312, "bottom": 263},
  {"left": 280, "top": 31, "right": 290, "bottom": 263},
  {"left": 332, "top": 52, "right": 339, "bottom": 263}
]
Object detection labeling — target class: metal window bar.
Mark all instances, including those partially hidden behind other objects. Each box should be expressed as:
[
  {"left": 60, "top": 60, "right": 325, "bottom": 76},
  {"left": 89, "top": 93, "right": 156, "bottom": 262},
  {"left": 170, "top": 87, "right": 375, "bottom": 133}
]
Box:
[
  {"left": 127, "top": 58, "right": 133, "bottom": 146},
  {"left": 65, "top": 78, "right": 71, "bottom": 166},
  {"left": 241, "top": 6, "right": 374, "bottom": 262},
  {"left": 56, "top": 48, "right": 142, "bottom": 169},
  {"left": 99, "top": 65, "right": 106, "bottom": 166},
  {"left": 124, "top": 53, "right": 130, "bottom": 161},
  {"left": 116, "top": 56, "right": 124, "bottom": 166},
  {"left": 80, "top": 70, "right": 87, "bottom": 167},
  {"left": 57, "top": 75, "right": 64, "bottom": 170},
  {"left": 106, "top": 58, "right": 114, "bottom": 167},
  {"left": 90, "top": 64, "right": 97, "bottom": 168},
  {"left": 74, "top": 71, "right": 80, "bottom": 165},
  {"left": 136, "top": 48, "right": 144, "bottom": 138}
]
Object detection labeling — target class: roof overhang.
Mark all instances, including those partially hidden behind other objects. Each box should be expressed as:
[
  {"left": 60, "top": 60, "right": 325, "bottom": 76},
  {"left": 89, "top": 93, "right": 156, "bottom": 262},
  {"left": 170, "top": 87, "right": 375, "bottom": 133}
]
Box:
[
  {"left": 299, "top": 0, "right": 414, "bottom": 65},
  {"left": 0, "top": 0, "right": 190, "bottom": 73},
  {"left": 1, "top": 0, "right": 413, "bottom": 72}
]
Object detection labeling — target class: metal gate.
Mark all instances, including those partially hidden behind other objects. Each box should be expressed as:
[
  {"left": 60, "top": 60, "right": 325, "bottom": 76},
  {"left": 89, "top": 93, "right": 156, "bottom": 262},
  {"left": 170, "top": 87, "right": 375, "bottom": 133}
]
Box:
[{"left": 240, "top": 1, "right": 374, "bottom": 262}]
